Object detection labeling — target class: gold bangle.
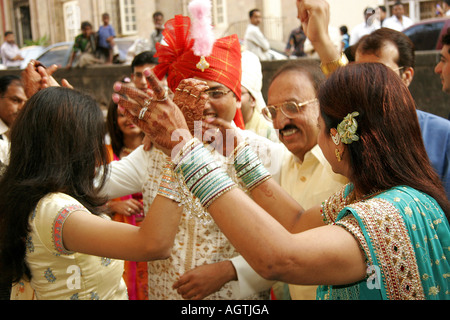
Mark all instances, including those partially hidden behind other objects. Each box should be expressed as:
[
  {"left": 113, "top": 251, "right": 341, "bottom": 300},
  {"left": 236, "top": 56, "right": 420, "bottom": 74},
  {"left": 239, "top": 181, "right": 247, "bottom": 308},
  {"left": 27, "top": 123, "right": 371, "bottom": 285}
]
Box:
[{"left": 320, "top": 53, "right": 349, "bottom": 76}]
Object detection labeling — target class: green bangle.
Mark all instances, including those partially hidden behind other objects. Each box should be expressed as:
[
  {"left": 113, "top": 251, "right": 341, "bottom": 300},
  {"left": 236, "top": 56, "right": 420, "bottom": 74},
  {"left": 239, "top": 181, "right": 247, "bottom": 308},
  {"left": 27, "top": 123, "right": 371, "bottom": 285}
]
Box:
[
  {"left": 233, "top": 143, "right": 271, "bottom": 191},
  {"left": 174, "top": 142, "right": 236, "bottom": 208}
]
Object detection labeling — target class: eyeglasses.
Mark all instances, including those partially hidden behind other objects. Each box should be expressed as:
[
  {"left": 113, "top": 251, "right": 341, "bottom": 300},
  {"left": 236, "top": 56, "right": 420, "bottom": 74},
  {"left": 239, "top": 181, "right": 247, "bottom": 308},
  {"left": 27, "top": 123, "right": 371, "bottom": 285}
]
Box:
[
  {"left": 392, "top": 66, "right": 404, "bottom": 74},
  {"left": 205, "top": 89, "right": 232, "bottom": 100},
  {"left": 262, "top": 99, "right": 318, "bottom": 122}
]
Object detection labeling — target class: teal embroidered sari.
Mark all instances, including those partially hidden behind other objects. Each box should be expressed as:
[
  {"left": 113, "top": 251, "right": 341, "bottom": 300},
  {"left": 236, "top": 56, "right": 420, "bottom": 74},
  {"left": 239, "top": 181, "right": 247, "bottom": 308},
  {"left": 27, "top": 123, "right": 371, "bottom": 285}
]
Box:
[{"left": 317, "top": 184, "right": 450, "bottom": 300}]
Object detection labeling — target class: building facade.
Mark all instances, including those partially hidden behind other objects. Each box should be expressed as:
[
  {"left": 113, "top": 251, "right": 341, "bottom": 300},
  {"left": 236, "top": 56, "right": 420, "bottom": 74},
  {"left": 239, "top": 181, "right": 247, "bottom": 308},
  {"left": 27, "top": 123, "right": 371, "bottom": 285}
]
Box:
[{"left": 0, "top": 0, "right": 445, "bottom": 50}]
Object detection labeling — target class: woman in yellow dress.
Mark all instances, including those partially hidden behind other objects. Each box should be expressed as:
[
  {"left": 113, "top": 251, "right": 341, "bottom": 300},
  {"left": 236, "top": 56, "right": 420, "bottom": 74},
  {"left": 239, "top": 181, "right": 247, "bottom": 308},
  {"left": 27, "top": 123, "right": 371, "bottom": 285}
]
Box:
[{"left": 0, "top": 86, "right": 181, "bottom": 300}]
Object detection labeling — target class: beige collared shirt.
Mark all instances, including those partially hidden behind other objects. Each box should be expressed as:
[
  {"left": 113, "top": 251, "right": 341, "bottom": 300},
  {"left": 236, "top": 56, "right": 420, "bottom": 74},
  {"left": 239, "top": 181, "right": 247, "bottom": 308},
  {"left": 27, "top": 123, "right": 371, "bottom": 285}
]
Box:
[{"left": 278, "top": 145, "right": 348, "bottom": 299}]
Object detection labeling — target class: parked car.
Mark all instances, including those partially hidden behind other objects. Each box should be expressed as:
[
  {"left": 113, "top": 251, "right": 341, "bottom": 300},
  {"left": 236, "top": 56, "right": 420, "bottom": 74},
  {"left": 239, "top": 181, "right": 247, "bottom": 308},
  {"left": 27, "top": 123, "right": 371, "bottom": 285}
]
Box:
[
  {"left": 19, "top": 45, "right": 46, "bottom": 69},
  {"left": 32, "top": 37, "right": 135, "bottom": 68},
  {"left": 403, "top": 17, "right": 450, "bottom": 51}
]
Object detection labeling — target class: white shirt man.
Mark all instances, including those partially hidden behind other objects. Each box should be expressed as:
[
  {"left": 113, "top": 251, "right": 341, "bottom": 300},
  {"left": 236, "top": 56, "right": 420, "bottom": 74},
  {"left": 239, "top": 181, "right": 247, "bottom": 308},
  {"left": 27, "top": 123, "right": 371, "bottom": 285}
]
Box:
[
  {"left": 0, "top": 32, "right": 23, "bottom": 69},
  {"left": 349, "top": 8, "right": 380, "bottom": 46},
  {"left": 244, "top": 9, "right": 271, "bottom": 61},
  {"left": 383, "top": 3, "right": 414, "bottom": 32}
]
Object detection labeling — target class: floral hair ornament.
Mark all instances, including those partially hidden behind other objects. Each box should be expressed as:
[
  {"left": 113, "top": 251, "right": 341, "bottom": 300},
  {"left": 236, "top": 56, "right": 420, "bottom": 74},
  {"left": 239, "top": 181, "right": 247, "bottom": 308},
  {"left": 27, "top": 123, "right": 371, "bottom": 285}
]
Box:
[
  {"left": 335, "top": 111, "right": 360, "bottom": 145},
  {"left": 189, "top": 0, "right": 215, "bottom": 72}
]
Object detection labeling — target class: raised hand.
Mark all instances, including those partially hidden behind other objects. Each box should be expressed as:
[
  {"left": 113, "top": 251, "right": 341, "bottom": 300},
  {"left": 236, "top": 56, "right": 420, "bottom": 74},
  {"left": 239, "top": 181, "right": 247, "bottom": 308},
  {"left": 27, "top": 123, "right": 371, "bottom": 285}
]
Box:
[
  {"left": 21, "top": 60, "right": 73, "bottom": 98},
  {"left": 173, "top": 78, "right": 209, "bottom": 135},
  {"left": 112, "top": 69, "right": 192, "bottom": 156},
  {"left": 296, "top": 0, "right": 339, "bottom": 64},
  {"left": 297, "top": 0, "right": 330, "bottom": 44}
]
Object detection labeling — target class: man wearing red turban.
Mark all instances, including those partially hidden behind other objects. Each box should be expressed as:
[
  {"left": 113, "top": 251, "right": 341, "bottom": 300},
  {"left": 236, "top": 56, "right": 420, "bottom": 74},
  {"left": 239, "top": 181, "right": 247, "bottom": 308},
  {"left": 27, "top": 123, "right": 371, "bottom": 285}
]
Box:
[
  {"left": 106, "top": 14, "right": 284, "bottom": 300},
  {"left": 153, "top": 15, "right": 245, "bottom": 129}
]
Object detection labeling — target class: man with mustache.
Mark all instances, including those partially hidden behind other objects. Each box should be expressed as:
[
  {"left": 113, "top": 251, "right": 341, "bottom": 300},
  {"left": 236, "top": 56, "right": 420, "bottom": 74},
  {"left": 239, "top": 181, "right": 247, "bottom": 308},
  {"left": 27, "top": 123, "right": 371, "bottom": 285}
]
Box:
[{"left": 262, "top": 61, "right": 348, "bottom": 300}]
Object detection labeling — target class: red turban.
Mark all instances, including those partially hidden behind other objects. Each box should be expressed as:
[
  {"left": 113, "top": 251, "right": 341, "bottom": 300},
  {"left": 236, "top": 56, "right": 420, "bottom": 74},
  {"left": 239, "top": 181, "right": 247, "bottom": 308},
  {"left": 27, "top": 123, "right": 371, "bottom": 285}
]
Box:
[{"left": 153, "top": 15, "right": 245, "bottom": 129}]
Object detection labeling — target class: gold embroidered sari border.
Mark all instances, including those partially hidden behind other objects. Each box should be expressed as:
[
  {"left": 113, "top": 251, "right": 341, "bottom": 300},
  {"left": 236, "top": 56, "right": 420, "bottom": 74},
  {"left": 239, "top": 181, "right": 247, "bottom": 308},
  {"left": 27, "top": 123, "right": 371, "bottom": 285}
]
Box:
[{"left": 348, "top": 199, "right": 425, "bottom": 300}]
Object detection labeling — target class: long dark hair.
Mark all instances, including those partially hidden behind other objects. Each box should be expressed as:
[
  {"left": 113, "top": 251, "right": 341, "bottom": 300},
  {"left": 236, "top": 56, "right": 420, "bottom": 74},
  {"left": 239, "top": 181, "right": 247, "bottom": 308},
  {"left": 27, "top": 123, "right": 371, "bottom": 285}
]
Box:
[
  {"left": 106, "top": 98, "right": 125, "bottom": 157},
  {"left": 319, "top": 63, "right": 450, "bottom": 218},
  {"left": 0, "top": 87, "right": 110, "bottom": 286}
]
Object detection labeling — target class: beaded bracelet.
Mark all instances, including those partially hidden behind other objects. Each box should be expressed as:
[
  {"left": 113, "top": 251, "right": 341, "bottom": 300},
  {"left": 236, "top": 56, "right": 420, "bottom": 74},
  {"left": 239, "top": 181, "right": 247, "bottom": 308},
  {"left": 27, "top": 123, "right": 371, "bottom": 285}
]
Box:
[
  {"left": 233, "top": 142, "right": 271, "bottom": 191},
  {"left": 157, "top": 157, "right": 182, "bottom": 202},
  {"left": 174, "top": 138, "right": 237, "bottom": 208}
]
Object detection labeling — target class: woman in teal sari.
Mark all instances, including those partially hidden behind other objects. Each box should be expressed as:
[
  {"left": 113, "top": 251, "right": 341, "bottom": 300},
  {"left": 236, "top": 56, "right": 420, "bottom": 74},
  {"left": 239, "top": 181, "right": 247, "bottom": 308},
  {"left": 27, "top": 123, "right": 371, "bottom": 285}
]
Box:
[{"left": 113, "top": 62, "right": 449, "bottom": 300}]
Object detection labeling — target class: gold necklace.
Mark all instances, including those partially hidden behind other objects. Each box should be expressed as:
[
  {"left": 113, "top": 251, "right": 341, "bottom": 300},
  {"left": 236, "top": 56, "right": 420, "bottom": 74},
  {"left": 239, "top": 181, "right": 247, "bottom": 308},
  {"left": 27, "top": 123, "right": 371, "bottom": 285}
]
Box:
[{"left": 121, "top": 147, "right": 134, "bottom": 155}]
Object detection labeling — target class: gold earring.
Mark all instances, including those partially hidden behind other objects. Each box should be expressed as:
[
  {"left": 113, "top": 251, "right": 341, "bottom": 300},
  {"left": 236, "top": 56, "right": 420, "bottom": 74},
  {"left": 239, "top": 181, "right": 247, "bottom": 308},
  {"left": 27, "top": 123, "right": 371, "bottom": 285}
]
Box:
[{"left": 335, "top": 149, "right": 342, "bottom": 162}]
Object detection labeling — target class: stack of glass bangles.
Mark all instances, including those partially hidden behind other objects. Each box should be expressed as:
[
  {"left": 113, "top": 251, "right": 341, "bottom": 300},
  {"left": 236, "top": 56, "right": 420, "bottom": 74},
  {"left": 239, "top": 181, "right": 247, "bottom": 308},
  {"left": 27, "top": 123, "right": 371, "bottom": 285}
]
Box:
[{"left": 163, "top": 138, "right": 271, "bottom": 208}]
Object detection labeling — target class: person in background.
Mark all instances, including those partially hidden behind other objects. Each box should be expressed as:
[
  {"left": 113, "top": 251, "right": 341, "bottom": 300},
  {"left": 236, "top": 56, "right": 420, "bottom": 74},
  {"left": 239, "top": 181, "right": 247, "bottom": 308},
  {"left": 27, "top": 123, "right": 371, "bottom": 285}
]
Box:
[
  {"left": 444, "top": 0, "right": 450, "bottom": 16},
  {"left": 240, "top": 50, "right": 278, "bottom": 143},
  {"left": 131, "top": 51, "right": 159, "bottom": 92},
  {"left": 98, "top": 13, "right": 117, "bottom": 65},
  {"left": 244, "top": 9, "right": 272, "bottom": 61},
  {"left": 349, "top": 7, "right": 379, "bottom": 46},
  {"left": 67, "top": 21, "right": 102, "bottom": 69},
  {"left": 339, "top": 26, "right": 350, "bottom": 52},
  {"left": 285, "top": 25, "right": 307, "bottom": 58},
  {"left": 377, "top": 6, "right": 387, "bottom": 26},
  {"left": 105, "top": 78, "right": 146, "bottom": 300},
  {"left": 435, "top": 28, "right": 450, "bottom": 119},
  {"left": 355, "top": 28, "right": 450, "bottom": 199},
  {"left": 435, "top": 28, "right": 450, "bottom": 94},
  {"left": 150, "top": 11, "right": 165, "bottom": 52},
  {"left": 0, "top": 32, "right": 24, "bottom": 70},
  {"left": 0, "top": 75, "right": 27, "bottom": 164},
  {"left": 383, "top": 1, "right": 414, "bottom": 32}
]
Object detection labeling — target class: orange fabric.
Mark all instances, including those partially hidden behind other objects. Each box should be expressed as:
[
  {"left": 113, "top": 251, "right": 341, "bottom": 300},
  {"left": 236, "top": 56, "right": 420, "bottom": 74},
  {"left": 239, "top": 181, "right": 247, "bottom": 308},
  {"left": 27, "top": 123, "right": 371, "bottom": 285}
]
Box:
[
  {"left": 153, "top": 15, "right": 244, "bottom": 129},
  {"left": 234, "top": 109, "right": 245, "bottom": 130}
]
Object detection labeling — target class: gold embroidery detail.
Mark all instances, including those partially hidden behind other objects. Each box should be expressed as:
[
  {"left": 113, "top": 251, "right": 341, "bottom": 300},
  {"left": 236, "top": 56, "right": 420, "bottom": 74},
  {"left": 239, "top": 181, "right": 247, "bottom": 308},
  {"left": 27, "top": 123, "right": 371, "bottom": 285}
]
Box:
[
  {"left": 428, "top": 286, "right": 440, "bottom": 296},
  {"left": 323, "top": 187, "right": 426, "bottom": 300},
  {"left": 405, "top": 206, "right": 413, "bottom": 216},
  {"left": 347, "top": 199, "right": 425, "bottom": 300}
]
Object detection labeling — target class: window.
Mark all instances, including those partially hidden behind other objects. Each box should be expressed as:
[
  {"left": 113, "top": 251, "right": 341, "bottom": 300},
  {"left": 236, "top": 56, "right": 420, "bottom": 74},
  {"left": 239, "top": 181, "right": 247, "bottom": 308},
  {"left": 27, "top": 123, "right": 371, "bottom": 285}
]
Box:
[
  {"left": 63, "top": 1, "right": 81, "bottom": 42},
  {"left": 212, "top": 0, "right": 227, "bottom": 27},
  {"left": 119, "top": 0, "right": 137, "bottom": 35}
]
